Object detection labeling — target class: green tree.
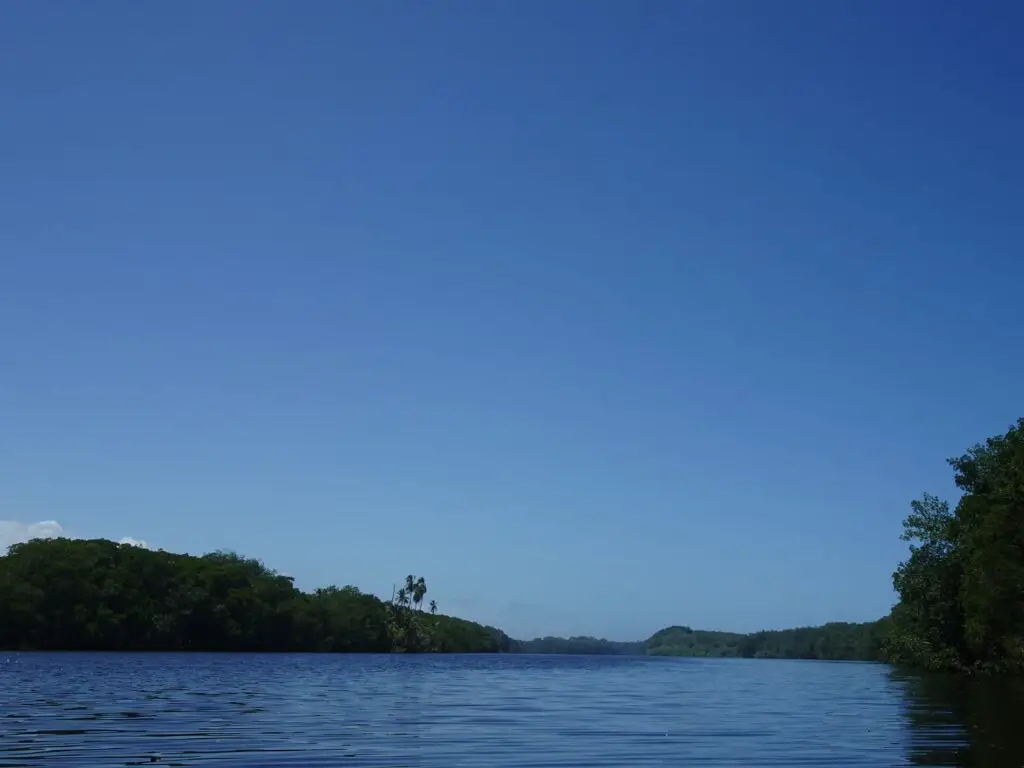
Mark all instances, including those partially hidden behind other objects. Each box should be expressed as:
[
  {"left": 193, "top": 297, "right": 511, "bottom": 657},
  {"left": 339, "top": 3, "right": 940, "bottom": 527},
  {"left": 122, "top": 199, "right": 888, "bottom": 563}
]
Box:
[
  {"left": 887, "top": 418, "right": 1024, "bottom": 672},
  {"left": 886, "top": 494, "right": 964, "bottom": 670},
  {"left": 403, "top": 574, "right": 427, "bottom": 611},
  {"left": 387, "top": 575, "right": 436, "bottom": 652},
  {"left": 952, "top": 418, "right": 1024, "bottom": 669}
]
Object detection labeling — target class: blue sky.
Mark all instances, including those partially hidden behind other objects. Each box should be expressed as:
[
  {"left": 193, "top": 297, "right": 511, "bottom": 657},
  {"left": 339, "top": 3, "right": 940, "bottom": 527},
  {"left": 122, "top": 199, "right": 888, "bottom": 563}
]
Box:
[{"left": 2, "top": 1, "right": 1022, "bottom": 640}]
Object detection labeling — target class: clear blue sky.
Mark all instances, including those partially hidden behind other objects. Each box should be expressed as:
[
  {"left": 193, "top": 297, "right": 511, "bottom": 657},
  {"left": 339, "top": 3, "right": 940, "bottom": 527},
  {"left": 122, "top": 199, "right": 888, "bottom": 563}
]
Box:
[{"left": 2, "top": 1, "right": 1022, "bottom": 640}]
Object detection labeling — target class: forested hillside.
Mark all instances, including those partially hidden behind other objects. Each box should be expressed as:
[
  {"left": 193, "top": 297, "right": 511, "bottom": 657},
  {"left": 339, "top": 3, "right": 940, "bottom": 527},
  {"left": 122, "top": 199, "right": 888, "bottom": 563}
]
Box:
[
  {"left": 646, "top": 626, "right": 745, "bottom": 657},
  {"left": 646, "top": 621, "right": 889, "bottom": 661},
  {"left": 0, "top": 538, "right": 511, "bottom": 653}
]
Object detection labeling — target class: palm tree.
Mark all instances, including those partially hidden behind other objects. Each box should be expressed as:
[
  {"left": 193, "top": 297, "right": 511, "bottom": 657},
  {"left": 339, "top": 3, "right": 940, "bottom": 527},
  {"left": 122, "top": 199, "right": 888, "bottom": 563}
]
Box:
[
  {"left": 413, "top": 577, "right": 427, "bottom": 611},
  {"left": 403, "top": 574, "right": 428, "bottom": 611}
]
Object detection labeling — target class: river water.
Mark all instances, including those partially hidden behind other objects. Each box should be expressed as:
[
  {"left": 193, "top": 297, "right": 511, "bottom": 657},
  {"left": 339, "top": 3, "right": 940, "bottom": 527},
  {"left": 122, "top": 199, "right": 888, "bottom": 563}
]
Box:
[{"left": 0, "top": 653, "right": 1021, "bottom": 767}]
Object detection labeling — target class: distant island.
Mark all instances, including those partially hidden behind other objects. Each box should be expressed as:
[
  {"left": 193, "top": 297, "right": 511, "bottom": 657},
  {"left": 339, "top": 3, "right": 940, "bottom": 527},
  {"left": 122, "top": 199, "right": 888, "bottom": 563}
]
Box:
[{"left": 1, "top": 418, "right": 1020, "bottom": 673}]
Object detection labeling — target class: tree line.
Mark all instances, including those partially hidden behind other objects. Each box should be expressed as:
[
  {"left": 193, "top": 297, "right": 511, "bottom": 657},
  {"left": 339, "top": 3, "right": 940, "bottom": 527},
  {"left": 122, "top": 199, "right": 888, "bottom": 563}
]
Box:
[
  {"left": 0, "top": 538, "right": 512, "bottom": 653},
  {"left": 2, "top": 417, "right": 1019, "bottom": 670},
  {"left": 0, "top": 534, "right": 884, "bottom": 659},
  {"left": 645, "top": 620, "right": 890, "bottom": 660},
  {"left": 511, "top": 636, "right": 645, "bottom": 655}
]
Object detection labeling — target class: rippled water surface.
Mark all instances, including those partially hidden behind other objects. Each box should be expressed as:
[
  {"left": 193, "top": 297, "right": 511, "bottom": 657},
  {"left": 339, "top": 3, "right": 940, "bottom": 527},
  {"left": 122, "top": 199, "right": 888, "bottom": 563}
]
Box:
[{"left": 2, "top": 653, "right": 1023, "bottom": 767}]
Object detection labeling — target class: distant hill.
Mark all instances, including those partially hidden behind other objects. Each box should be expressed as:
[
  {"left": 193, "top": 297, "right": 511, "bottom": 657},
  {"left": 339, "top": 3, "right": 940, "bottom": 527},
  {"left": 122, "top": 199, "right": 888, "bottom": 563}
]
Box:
[
  {"left": 510, "top": 636, "right": 644, "bottom": 655},
  {"left": 646, "top": 625, "right": 746, "bottom": 657},
  {"left": 645, "top": 620, "right": 891, "bottom": 661},
  {"left": 513, "top": 619, "right": 891, "bottom": 661}
]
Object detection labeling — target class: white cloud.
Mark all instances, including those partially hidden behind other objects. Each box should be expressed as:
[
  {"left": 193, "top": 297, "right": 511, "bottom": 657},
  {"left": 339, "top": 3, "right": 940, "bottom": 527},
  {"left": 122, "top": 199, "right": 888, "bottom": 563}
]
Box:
[
  {"left": 118, "top": 536, "right": 150, "bottom": 549},
  {"left": 0, "top": 519, "right": 64, "bottom": 552},
  {"left": 0, "top": 520, "right": 150, "bottom": 553}
]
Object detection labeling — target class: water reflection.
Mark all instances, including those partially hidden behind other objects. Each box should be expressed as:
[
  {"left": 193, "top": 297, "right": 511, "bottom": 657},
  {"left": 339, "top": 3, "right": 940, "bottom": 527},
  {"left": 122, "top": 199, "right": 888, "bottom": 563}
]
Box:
[{"left": 895, "top": 669, "right": 1024, "bottom": 767}]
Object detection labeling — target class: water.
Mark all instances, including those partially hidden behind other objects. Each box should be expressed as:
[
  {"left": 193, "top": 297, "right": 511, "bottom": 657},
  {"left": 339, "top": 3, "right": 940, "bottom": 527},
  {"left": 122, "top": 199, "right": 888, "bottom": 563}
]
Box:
[{"left": 1, "top": 654, "right": 1022, "bottom": 767}]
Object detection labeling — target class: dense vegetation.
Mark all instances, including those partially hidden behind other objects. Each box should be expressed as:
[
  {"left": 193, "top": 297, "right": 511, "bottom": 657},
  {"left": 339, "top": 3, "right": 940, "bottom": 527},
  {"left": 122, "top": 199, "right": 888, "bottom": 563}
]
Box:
[
  {"left": 736, "top": 620, "right": 891, "bottom": 661},
  {"left": 647, "top": 626, "right": 745, "bottom": 657},
  {"left": 0, "top": 538, "right": 512, "bottom": 653},
  {"left": 885, "top": 418, "right": 1024, "bottom": 673},
  {"left": 646, "top": 620, "right": 889, "bottom": 661},
  {"left": 509, "top": 624, "right": 889, "bottom": 660}
]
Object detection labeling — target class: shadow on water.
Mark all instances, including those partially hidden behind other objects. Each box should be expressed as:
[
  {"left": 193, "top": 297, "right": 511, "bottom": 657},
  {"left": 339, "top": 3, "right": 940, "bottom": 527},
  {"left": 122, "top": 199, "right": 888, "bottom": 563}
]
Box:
[{"left": 894, "top": 668, "right": 1024, "bottom": 767}]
